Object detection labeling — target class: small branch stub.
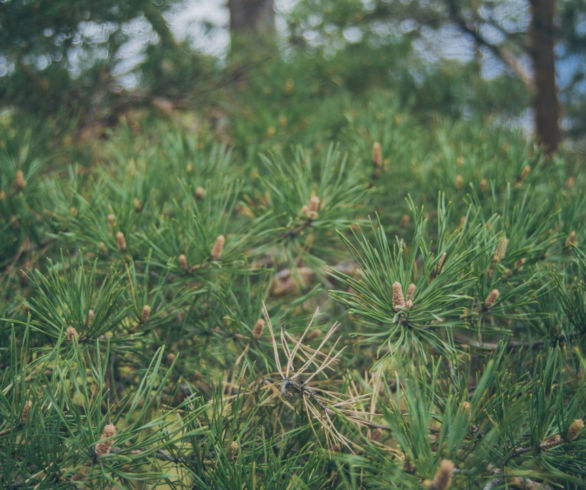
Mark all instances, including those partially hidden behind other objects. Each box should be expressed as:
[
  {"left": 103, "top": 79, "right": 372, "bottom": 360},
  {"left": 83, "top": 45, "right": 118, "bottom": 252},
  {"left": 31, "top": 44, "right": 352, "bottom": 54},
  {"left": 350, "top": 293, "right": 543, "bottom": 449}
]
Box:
[
  {"left": 87, "top": 309, "right": 94, "bottom": 329},
  {"left": 211, "top": 235, "right": 225, "bottom": 260},
  {"left": 95, "top": 423, "right": 116, "bottom": 456}
]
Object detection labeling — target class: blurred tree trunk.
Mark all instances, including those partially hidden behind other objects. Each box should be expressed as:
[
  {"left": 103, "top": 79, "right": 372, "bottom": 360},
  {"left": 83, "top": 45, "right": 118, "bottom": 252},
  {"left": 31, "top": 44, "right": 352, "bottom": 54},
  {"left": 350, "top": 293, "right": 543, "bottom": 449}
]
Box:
[
  {"left": 228, "top": 0, "right": 275, "bottom": 54},
  {"left": 529, "top": 0, "right": 561, "bottom": 154}
]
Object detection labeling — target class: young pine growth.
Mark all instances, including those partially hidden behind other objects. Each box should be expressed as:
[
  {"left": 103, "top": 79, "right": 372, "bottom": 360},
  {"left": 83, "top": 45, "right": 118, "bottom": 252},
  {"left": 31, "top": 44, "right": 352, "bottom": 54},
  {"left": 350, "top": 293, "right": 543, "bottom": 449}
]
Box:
[
  {"left": 567, "top": 419, "right": 584, "bottom": 441},
  {"left": 372, "top": 142, "right": 382, "bottom": 167},
  {"left": 95, "top": 424, "right": 116, "bottom": 456},
  {"left": 142, "top": 304, "right": 151, "bottom": 323},
  {"left": 116, "top": 231, "right": 127, "bottom": 251},
  {"left": 428, "top": 460, "right": 454, "bottom": 490},
  {"left": 252, "top": 318, "right": 265, "bottom": 339},
  {"left": 211, "top": 235, "right": 225, "bottom": 260},
  {"left": 392, "top": 282, "right": 406, "bottom": 310},
  {"left": 67, "top": 326, "right": 79, "bottom": 341},
  {"left": 14, "top": 170, "right": 26, "bottom": 191},
  {"left": 484, "top": 289, "right": 500, "bottom": 309}
]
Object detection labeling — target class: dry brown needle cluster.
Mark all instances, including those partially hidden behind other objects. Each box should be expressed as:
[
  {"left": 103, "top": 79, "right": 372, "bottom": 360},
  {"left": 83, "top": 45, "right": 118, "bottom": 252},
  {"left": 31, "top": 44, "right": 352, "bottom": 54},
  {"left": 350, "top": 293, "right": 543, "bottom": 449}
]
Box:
[{"left": 259, "top": 304, "right": 375, "bottom": 450}]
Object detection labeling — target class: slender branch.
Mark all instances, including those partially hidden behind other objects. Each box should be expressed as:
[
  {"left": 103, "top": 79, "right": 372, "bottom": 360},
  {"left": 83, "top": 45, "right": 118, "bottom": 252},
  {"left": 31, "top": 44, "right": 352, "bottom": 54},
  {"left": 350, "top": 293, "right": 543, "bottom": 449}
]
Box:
[
  {"left": 454, "top": 332, "right": 584, "bottom": 351},
  {"left": 444, "top": 0, "right": 533, "bottom": 90}
]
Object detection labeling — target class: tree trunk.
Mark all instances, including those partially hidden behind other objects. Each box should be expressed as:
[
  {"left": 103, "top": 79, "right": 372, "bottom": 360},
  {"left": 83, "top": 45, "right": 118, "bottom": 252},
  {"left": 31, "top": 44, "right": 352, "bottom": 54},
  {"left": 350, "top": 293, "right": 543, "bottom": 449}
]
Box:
[
  {"left": 228, "top": 0, "right": 275, "bottom": 53},
  {"left": 529, "top": 0, "right": 561, "bottom": 154}
]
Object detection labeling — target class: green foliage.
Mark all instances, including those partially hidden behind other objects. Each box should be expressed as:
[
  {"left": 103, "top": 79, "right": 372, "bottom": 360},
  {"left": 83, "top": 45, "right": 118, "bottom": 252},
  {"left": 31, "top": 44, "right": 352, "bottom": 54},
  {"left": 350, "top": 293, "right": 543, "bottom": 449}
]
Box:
[{"left": 1, "top": 73, "right": 585, "bottom": 489}]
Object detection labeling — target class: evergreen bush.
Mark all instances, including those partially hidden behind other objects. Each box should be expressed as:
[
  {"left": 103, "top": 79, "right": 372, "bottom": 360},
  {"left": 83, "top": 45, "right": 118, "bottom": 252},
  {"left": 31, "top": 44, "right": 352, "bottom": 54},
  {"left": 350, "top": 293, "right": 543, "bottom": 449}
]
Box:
[{"left": 0, "top": 90, "right": 584, "bottom": 488}]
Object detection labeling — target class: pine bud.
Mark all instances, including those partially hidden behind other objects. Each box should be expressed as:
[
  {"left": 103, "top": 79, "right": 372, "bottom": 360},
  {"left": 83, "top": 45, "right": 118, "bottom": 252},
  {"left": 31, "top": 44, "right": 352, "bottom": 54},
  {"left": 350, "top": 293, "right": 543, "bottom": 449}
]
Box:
[
  {"left": 252, "top": 318, "right": 265, "bottom": 339},
  {"left": 195, "top": 186, "right": 205, "bottom": 200},
  {"left": 116, "top": 231, "right": 127, "bottom": 251},
  {"left": 228, "top": 440, "right": 239, "bottom": 459},
  {"left": 67, "top": 326, "right": 79, "bottom": 341},
  {"left": 479, "top": 178, "right": 488, "bottom": 192},
  {"left": 21, "top": 400, "right": 32, "bottom": 423},
  {"left": 436, "top": 252, "right": 446, "bottom": 275},
  {"left": 455, "top": 175, "right": 463, "bottom": 189},
  {"left": 430, "top": 459, "right": 454, "bottom": 490},
  {"left": 211, "top": 235, "right": 225, "bottom": 260},
  {"left": 520, "top": 165, "right": 531, "bottom": 180},
  {"left": 484, "top": 289, "right": 500, "bottom": 309},
  {"left": 515, "top": 257, "right": 526, "bottom": 270},
  {"left": 14, "top": 170, "right": 26, "bottom": 191},
  {"left": 107, "top": 213, "right": 115, "bottom": 226},
  {"left": 566, "top": 176, "right": 575, "bottom": 189},
  {"left": 406, "top": 283, "right": 416, "bottom": 302},
  {"left": 307, "top": 328, "right": 321, "bottom": 341},
  {"left": 284, "top": 78, "right": 294, "bottom": 94},
  {"left": 167, "top": 352, "right": 176, "bottom": 364},
  {"left": 400, "top": 214, "right": 410, "bottom": 228},
  {"left": 309, "top": 195, "right": 320, "bottom": 213},
  {"left": 179, "top": 254, "right": 188, "bottom": 271},
  {"left": 133, "top": 197, "right": 142, "bottom": 212},
  {"left": 95, "top": 423, "right": 116, "bottom": 456},
  {"left": 87, "top": 309, "right": 94, "bottom": 329},
  {"left": 567, "top": 418, "right": 584, "bottom": 441},
  {"left": 372, "top": 142, "right": 382, "bottom": 167},
  {"left": 70, "top": 206, "right": 78, "bottom": 217},
  {"left": 565, "top": 231, "right": 576, "bottom": 247},
  {"left": 142, "top": 305, "right": 151, "bottom": 323},
  {"left": 492, "top": 237, "right": 508, "bottom": 263},
  {"left": 392, "top": 282, "right": 405, "bottom": 310},
  {"left": 370, "top": 428, "right": 383, "bottom": 441},
  {"left": 462, "top": 401, "right": 471, "bottom": 416}
]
